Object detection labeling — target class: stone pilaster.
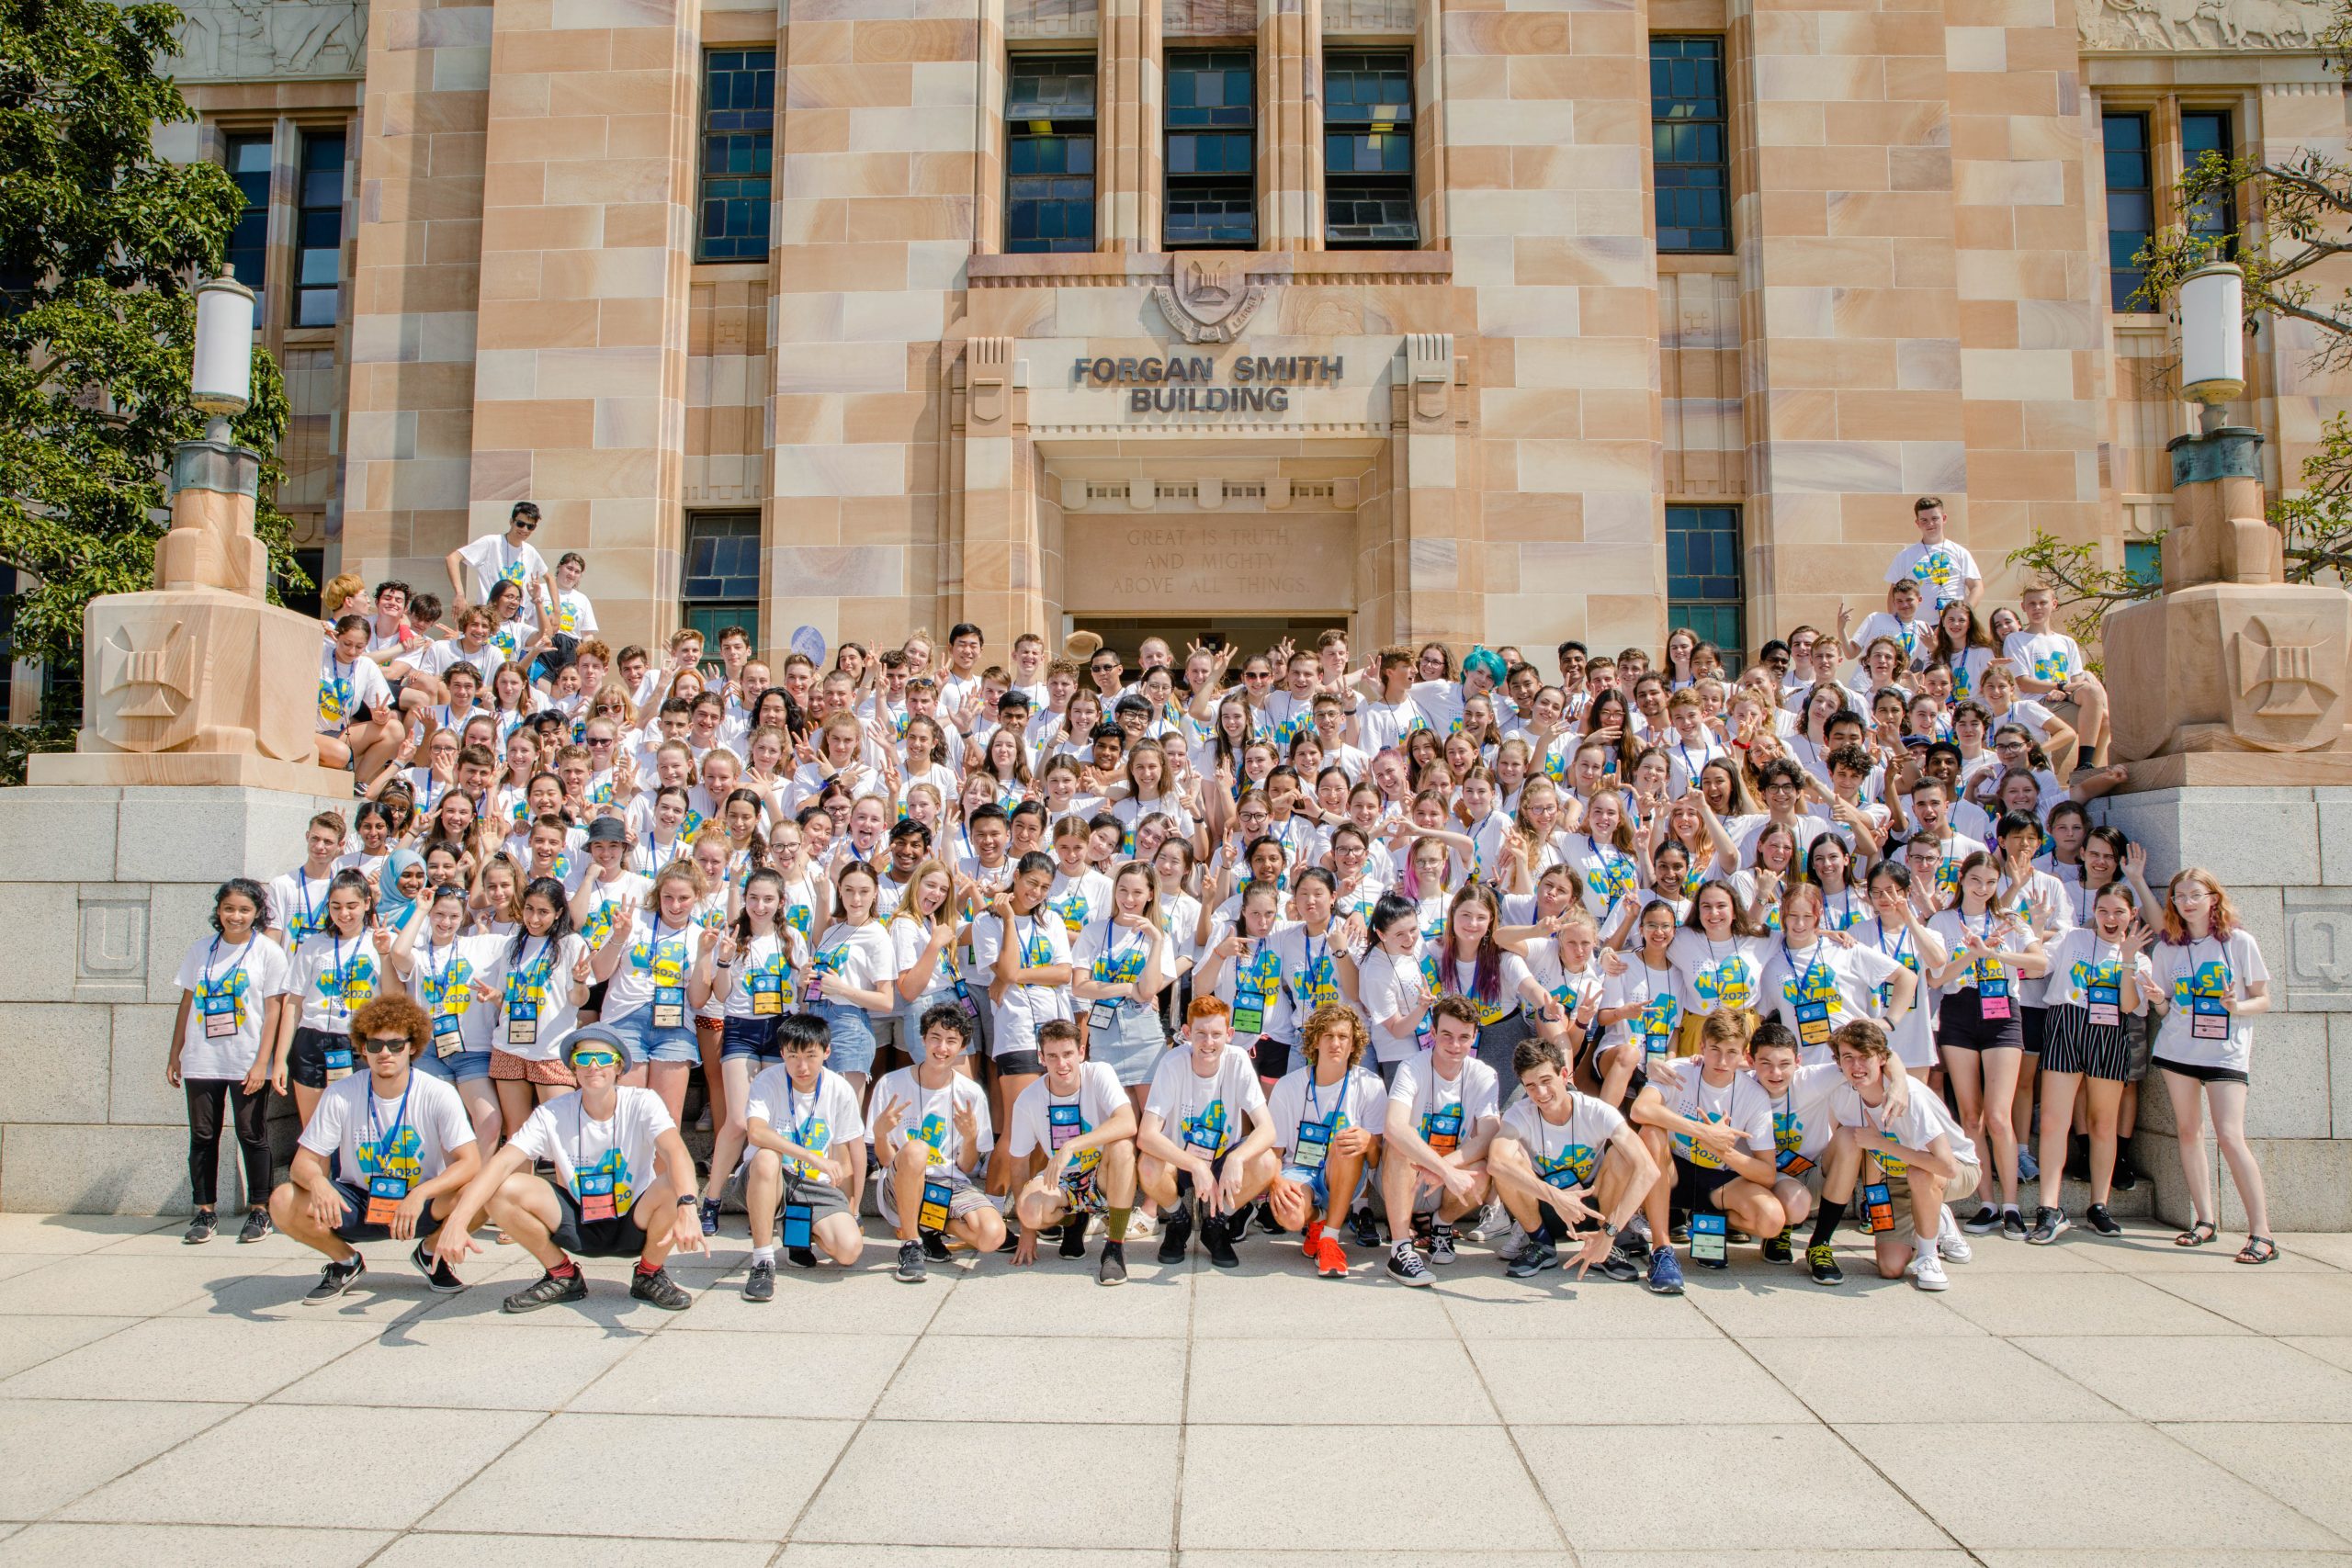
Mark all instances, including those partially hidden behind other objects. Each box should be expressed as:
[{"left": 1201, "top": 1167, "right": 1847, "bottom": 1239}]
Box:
[
  {"left": 1258, "top": 0, "right": 1322, "bottom": 250},
  {"left": 1095, "top": 0, "right": 1163, "bottom": 251}
]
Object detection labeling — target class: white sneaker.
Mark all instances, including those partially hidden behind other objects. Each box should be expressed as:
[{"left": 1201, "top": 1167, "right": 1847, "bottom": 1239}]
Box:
[
  {"left": 1494, "top": 1222, "right": 1532, "bottom": 1264},
  {"left": 1910, "top": 1252, "right": 1950, "bottom": 1291},
  {"left": 1937, "top": 1207, "right": 1973, "bottom": 1263},
  {"left": 1125, "top": 1211, "right": 1159, "bottom": 1239}
]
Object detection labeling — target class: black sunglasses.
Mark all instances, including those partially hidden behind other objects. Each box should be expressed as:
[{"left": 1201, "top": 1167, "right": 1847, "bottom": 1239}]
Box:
[{"left": 360, "top": 1036, "right": 411, "bottom": 1055}]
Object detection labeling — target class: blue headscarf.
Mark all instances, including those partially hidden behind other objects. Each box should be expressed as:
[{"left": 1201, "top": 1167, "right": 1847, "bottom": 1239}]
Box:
[{"left": 377, "top": 847, "right": 427, "bottom": 931}]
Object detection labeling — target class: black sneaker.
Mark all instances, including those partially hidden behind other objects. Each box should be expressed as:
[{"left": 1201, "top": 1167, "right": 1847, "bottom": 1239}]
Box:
[
  {"left": 786, "top": 1247, "right": 818, "bottom": 1269},
  {"left": 2026, "top": 1206, "right": 2069, "bottom": 1246},
  {"left": 2086, "top": 1202, "right": 2122, "bottom": 1236},
  {"left": 410, "top": 1241, "right": 463, "bottom": 1292},
  {"left": 629, "top": 1266, "right": 693, "bottom": 1311},
  {"left": 996, "top": 1224, "right": 1021, "bottom": 1255},
  {"left": 1252, "top": 1201, "right": 1283, "bottom": 1236},
  {"left": 1348, "top": 1208, "right": 1381, "bottom": 1249},
  {"left": 1203, "top": 1212, "right": 1240, "bottom": 1269},
  {"left": 2001, "top": 1209, "right": 2029, "bottom": 1242},
  {"left": 1097, "top": 1239, "right": 1127, "bottom": 1287},
  {"left": 1669, "top": 1221, "right": 1690, "bottom": 1246},
  {"left": 1386, "top": 1239, "right": 1433, "bottom": 1287},
  {"left": 921, "top": 1230, "right": 951, "bottom": 1262},
  {"left": 237, "top": 1207, "right": 271, "bottom": 1245},
  {"left": 1618, "top": 1219, "right": 1653, "bottom": 1261},
  {"left": 697, "top": 1197, "right": 721, "bottom": 1238},
  {"left": 1962, "top": 1205, "right": 2003, "bottom": 1235},
  {"left": 304, "top": 1253, "right": 365, "bottom": 1302},
  {"left": 1504, "top": 1237, "right": 1559, "bottom": 1279},
  {"left": 503, "top": 1266, "right": 586, "bottom": 1313},
  {"left": 1157, "top": 1201, "right": 1193, "bottom": 1265},
  {"left": 1807, "top": 1243, "right": 1845, "bottom": 1286},
  {"left": 1600, "top": 1247, "right": 1642, "bottom": 1283},
  {"left": 2112, "top": 1145, "right": 2143, "bottom": 1191},
  {"left": 895, "top": 1238, "right": 927, "bottom": 1282},
  {"left": 1761, "top": 1225, "right": 1794, "bottom": 1264},
  {"left": 181, "top": 1210, "right": 216, "bottom": 1246},
  {"left": 743, "top": 1260, "right": 775, "bottom": 1302},
  {"left": 1059, "top": 1213, "right": 1090, "bottom": 1259},
  {"left": 1428, "top": 1221, "right": 1459, "bottom": 1267}
]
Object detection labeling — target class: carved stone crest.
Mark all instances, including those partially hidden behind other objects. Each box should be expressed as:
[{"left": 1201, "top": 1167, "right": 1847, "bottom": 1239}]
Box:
[
  {"left": 1151, "top": 254, "right": 1266, "bottom": 344},
  {"left": 94, "top": 614, "right": 202, "bottom": 753},
  {"left": 2230, "top": 609, "right": 2348, "bottom": 750}
]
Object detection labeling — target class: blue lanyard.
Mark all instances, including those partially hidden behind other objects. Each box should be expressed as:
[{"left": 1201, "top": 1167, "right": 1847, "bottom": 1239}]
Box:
[
  {"left": 1876, "top": 922, "right": 1909, "bottom": 968},
  {"left": 423, "top": 938, "right": 457, "bottom": 1000},
  {"left": 297, "top": 872, "right": 323, "bottom": 931},
  {"left": 1101, "top": 919, "right": 1139, "bottom": 979},
  {"left": 1784, "top": 940, "right": 1826, "bottom": 996},
  {"left": 365, "top": 1073, "right": 413, "bottom": 1168},
  {"left": 641, "top": 918, "right": 684, "bottom": 970},
  {"left": 784, "top": 1075, "right": 818, "bottom": 1146},
  {"left": 330, "top": 931, "right": 357, "bottom": 1008},
  {"left": 1306, "top": 1068, "right": 1342, "bottom": 1124},
  {"left": 204, "top": 934, "right": 254, "bottom": 993},
  {"left": 1303, "top": 931, "right": 1326, "bottom": 990}
]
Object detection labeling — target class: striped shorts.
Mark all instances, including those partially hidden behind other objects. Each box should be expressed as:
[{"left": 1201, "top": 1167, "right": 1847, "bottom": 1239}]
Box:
[{"left": 2038, "top": 1003, "right": 2132, "bottom": 1082}]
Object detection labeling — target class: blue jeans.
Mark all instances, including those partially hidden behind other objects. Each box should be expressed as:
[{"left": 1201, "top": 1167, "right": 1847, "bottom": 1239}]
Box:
[
  {"left": 414, "top": 1047, "right": 492, "bottom": 1084},
  {"left": 603, "top": 1002, "right": 701, "bottom": 1065},
  {"left": 808, "top": 998, "right": 877, "bottom": 1076}
]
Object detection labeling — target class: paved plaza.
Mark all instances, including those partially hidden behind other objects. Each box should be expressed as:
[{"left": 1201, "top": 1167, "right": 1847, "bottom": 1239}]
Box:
[{"left": 0, "top": 1214, "right": 2349, "bottom": 1564}]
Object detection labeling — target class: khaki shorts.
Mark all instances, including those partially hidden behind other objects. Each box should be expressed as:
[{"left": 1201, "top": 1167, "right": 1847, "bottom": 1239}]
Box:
[{"left": 1887, "top": 1160, "right": 1979, "bottom": 1246}]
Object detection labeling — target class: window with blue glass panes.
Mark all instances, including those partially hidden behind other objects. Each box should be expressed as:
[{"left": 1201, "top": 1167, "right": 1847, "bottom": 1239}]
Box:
[
  {"left": 699, "top": 50, "right": 775, "bottom": 262},
  {"left": 1165, "top": 51, "right": 1255, "bottom": 248},
  {"left": 1324, "top": 51, "right": 1417, "bottom": 248},
  {"left": 1007, "top": 57, "right": 1097, "bottom": 254},
  {"left": 682, "top": 513, "right": 762, "bottom": 650},
  {"left": 1668, "top": 504, "right": 1745, "bottom": 654},
  {"left": 1651, "top": 38, "right": 1729, "bottom": 254}
]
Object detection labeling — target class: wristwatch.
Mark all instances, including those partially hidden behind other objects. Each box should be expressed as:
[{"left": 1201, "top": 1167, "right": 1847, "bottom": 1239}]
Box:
[
  {"left": 1599, "top": 1220, "right": 1618, "bottom": 1238},
  {"left": 676, "top": 1194, "right": 697, "bottom": 1207}
]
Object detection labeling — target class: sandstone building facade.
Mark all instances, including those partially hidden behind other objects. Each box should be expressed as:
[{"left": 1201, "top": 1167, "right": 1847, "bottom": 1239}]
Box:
[{"left": 161, "top": 0, "right": 2352, "bottom": 663}]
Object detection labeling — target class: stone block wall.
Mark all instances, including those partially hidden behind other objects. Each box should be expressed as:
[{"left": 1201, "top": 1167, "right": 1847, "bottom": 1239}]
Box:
[{"left": 0, "top": 788, "right": 352, "bottom": 1213}]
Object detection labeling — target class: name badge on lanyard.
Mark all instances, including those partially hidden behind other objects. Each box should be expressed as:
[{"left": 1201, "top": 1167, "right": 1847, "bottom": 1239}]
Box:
[
  {"left": 365, "top": 1172, "right": 409, "bottom": 1226},
  {"left": 1977, "top": 972, "right": 2010, "bottom": 1021},
  {"left": 951, "top": 976, "right": 979, "bottom": 1018},
  {"left": 751, "top": 971, "right": 786, "bottom": 1016},
  {"left": 2087, "top": 982, "right": 2120, "bottom": 1030},
  {"left": 433, "top": 1008, "right": 463, "bottom": 1056},
  {"left": 323, "top": 1041, "right": 354, "bottom": 1077},
  {"left": 1231, "top": 986, "right": 1265, "bottom": 1036},
  {"left": 1426, "top": 1109, "right": 1462, "bottom": 1157},
  {"left": 1047, "top": 1101, "right": 1084, "bottom": 1151},
  {"left": 1862, "top": 1176, "right": 1895, "bottom": 1234},
  {"left": 917, "top": 1179, "right": 954, "bottom": 1233},
  {"left": 1088, "top": 996, "right": 1119, "bottom": 1032},
  {"left": 2191, "top": 992, "right": 2231, "bottom": 1042},
  {"left": 1690, "top": 1211, "right": 1728, "bottom": 1263},
  {"left": 200, "top": 989, "right": 239, "bottom": 1039},
  {"left": 1793, "top": 998, "right": 1831, "bottom": 1049},
  {"left": 576, "top": 1168, "right": 617, "bottom": 1223},
  {"left": 652, "top": 985, "right": 686, "bottom": 1030},
  {"left": 1776, "top": 1145, "right": 1815, "bottom": 1178},
  {"left": 508, "top": 993, "right": 538, "bottom": 1046},
  {"left": 782, "top": 1200, "right": 813, "bottom": 1248},
  {"left": 1295, "top": 1115, "right": 1334, "bottom": 1171}
]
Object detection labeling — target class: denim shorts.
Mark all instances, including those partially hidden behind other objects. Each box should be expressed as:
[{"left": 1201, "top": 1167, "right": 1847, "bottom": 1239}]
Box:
[
  {"left": 1088, "top": 1000, "right": 1169, "bottom": 1087},
  {"left": 414, "top": 1046, "right": 493, "bottom": 1084},
  {"left": 808, "top": 998, "right": 877, "bottom": 1075},
  {"left": 899, "top": 987, "right": 968, "bottom": 1050},
  {"left": 719, "top": 1013, "right": 783, "bottom": 1063},
  {"left": 603, "top": 1002, "right": 701, "bottom": 1065}
]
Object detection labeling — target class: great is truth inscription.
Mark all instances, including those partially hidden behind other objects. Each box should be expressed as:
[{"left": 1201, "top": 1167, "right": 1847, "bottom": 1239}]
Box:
[{"left": 1064, "top": 517, "right": 1356, "bottom": 614}]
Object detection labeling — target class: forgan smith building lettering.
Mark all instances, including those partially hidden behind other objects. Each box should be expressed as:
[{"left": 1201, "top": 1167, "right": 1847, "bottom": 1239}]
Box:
[
  {"left": 1078, "top": 355, "right": 1344, "bottom": 414},
  {"left": 153, "top": 0, "right": 2352, "bottom": 659}
]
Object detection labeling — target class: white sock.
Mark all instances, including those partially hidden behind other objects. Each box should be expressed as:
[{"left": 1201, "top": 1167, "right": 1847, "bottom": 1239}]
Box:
[
  {"left": 2002, "top": 1202, "right": 2019, "bottom": 1217},
  {"left": 751, "top": 1245, "right": 775, "bottom": 1267},
  {"left": 1915, "top": 1231, "right": 1938, "bottom": 1262}
]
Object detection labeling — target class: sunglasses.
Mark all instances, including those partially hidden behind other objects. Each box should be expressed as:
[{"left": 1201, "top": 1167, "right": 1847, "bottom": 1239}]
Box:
[
  {"left": 514, "top": 518, "right": 538, "bottom": 530},
  {"left": 587, "top": 737, "right": 616, "bottom": 746},
  {"left": 570, "top": 1048, "right": 623, "bottom": 1068},
  {"left": 360, "top": 1036, "right": 411, "bottom": 1055}
]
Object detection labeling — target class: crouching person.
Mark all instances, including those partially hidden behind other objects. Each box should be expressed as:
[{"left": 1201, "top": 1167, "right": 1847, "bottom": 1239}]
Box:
[
  {"left": 1487, "top": 1036, "right": 1656, "bottom": 1282},
  {"left": 738, "top": 1010, "right": 868, "bottom": 1302},
  {"left": 1009, "top": 1019, "right": 1139, "bottom": 1285},
  {"left": 1804, "top": 1020, "right": 1979, "bottom": 1291}
]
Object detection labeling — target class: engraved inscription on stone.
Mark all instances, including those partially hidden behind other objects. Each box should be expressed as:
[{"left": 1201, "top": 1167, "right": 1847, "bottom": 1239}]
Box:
[
  {"left": 2284, "top": 888, "right": 2352, "bottom": 1009},
  {"left": 77, "top": 894, "right": 150, "bottom": 982}
]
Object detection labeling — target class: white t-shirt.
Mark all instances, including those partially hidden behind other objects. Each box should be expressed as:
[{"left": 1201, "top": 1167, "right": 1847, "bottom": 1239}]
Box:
[
  {"left": 1832, "top": 1080, "right": 1978, "bottom": 1177},
  {"left": 1499, "top": 1090, "right": 1629, "bottom": 1189},
  {"left": 970, "top": 910, "right": 1076, "bottom": 1055},
  {"left": 2148, "top": 931, "right": 2267, "bottom": 1075},
  {"left": 1045, "top": 868, "right": 1115, "bottom": 937},
  {"left": 1648, "top": 1055, "right": 1773, "bottom": 1171},
  {"left": 1144, "top": 1043, "right": 1269, "bottom": 1158},
  {"left": 1211, "top": 928, "right": 1300, "bottom": 1043},
  {"left": 573, "top": 872, "right": 651, "bottom": 953},
  {"left": 1926, "top": 907, "right": 2036, "bottom": 998},
  {"left": 1755, "top": 938, "right": 1904, "bottom": 1063},
  {"left": 1387, "top": 1051, "right": 1502, "bottom": 1150},
  {"left": 1886, "top": 538, "right": 1979, "bottom": 607},
  {"left": 406, "top": 932, "right": 508, "bottom": 1055},
  {"left": 1356, "top": 945, "right": 1428, "bottom": 1064},
  {"left": 174, "top": 934, "right": 293, "bottom": 1079},
  {"left": 1072, "top": 918, "right": 1158, "bottom": 1018},
  {"left": 2042, "top": 928, "right": 2153, "bottom": 1015},
  {"left": 1854, "top": 611, "right": 1935, "bottom": 670},
  {"left": 741, "top": 1065, "right": 865, "bottom": 1181},
  {"left": 1272, "top": 920, "right": 1353, "bottom": 1017},
  {"left": 2003, "top": 629, "right": 2086, "bottom": 689},
  {"left": 285, "top": 931, "right": 388, "bottom": 1034},
  {"left": 600, "top": 915, "right": 707, "bottom": 1021},
  {"left": 808, "top": 919, "right": 895, "bottom": 1012},
  {"left": 723, "top": 927, "right": 809, "bottom": 1020},
  {"left": 1754, "top": 1061, "right": 1845, "bottom": 1167},
  {"left": 551, "top": 587, "right": 599, "bottom": 638},
  {"left": 1266, "top": 1063, "right": 1387, "bottom": 1160},
  {"left": 268, "top": 866, "right": 340, "bottom": 944},
  {"left": 456, "top": 533, "right": 550, "bottom": 610},
  {"left": 472, "top": 931, "right": 592, "bottom": 1060},
  {"left": 870, "top": 1066, "right": 993, "bottom": 1179},
  {"left": 1856, "top": 917, "right": 1938, "bottom": 1070},
  {"left": 1008, "top": 1061, "right": 1128, "bottom": 1178},
  {"left": 1421, "top": 942, "right": 1534, "bottom": 1027},
  {"left": 316, "top": 646, "right": 391, "bottom": 734},
  {"left": 509, "top": 1088, "right": 675, "bottom": 1215},
  {"left": 299, "top": 1069, "right": 476, "bottom": 1187},
  {"left": 1668, "top": 930, "right": 1771, "bottom": 1017}
]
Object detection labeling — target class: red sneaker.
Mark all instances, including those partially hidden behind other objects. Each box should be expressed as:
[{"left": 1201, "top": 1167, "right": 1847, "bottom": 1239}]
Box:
[
  {"left": 1300, "top": 1220, "right": 1322, "bottom": 1258},
  {"left": 1314, "top": 1235, "right": 1350, "bottom": 1278}
]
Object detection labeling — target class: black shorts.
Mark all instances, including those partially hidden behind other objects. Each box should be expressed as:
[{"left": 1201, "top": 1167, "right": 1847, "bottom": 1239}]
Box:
[
  {"left": 1532, "top": 1183, "right": 1605, "bottom": 1244},
  {"left": 1939, "top": 990, "right": 2024, "bottom": 1055},
  {"left": 289, "top": 1026, "right": 351, "bottom": 1090},
  {"left": 2039, "top": 1004, "right": 2132, "bottom": 1081},
  {"left": 1250, "top": 1035, "right": 1294, "bottom": 1080},
  {"left": 2153, "top": 1056, "right": 2250, "bottom": 1087},
  {"left": 584, "top": 980, "right": 610, "bottom": 1014},
  {"left": 2019, "top": 1005, "right": 2047, "bottom": 1056},
  {"left": 550, "top": 1185, "right": 652, "bottom": 1258},
  {"left": 992, "top": 1048, "right": 1043, "bottom": 1078},
  {"left": 325, "top": 1179, "right": 446, "bottom": 1245},
  {"left": 1671, "top": 1154, "right": 1737, "bottom": 1215}
]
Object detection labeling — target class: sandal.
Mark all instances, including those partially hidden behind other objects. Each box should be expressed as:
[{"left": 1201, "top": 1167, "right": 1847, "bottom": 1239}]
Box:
[
  {"left": 2234, "top": 1235, "right": 2278, "bottom": 1265},
  {"left": 2176, "top": 1221, "right": 2219, "bottom": 1247}
]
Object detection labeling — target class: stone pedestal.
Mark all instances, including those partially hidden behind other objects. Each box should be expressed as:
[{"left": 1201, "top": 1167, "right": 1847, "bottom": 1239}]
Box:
[
  {"left": 2096, "top": 784, "right": 2352, "bottom": 1232},
  {"left": 0, "top": 785, "right": 347, "bottom": 1213}
]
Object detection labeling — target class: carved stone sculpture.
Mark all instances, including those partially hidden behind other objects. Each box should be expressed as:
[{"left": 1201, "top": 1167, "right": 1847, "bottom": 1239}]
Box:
[{"left": 2076, "top": 0, "right": 2325, "bottom": 51}]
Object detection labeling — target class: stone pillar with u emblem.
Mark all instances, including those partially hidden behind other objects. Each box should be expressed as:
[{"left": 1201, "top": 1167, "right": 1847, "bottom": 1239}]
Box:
[{"left": 29, "top": 272, "right": 349, "bottom": 795}]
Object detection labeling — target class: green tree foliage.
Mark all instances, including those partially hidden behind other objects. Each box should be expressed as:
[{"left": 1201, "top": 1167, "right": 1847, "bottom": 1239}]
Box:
[{"left": 0, "top": 0, "right": 302, "bottom": 721}]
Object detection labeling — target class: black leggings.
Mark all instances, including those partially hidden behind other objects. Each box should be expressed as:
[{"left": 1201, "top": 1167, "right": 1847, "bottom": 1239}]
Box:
[{"left": 186, "top": 1079, "right": 271, "bottom": 1208}]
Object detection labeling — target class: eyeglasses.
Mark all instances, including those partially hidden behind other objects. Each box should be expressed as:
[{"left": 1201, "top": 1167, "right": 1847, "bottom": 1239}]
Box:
[
  {"left": 587, "top": 737, "right": 615, "bottom": 746},
  {"left": 570, "top": 1049, "right": 623, "bottom": 1069},
  {"left": 514, "top": 519, "right": 538, "bottom": 531},
  {"left": 360, "top": 1036, "right": 412, "bottom": 1055}
]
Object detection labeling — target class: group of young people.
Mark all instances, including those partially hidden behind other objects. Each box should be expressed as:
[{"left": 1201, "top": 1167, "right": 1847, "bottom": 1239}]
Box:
[{"left": 162, "top": 493, "right": 2282, "bottom": 1315}]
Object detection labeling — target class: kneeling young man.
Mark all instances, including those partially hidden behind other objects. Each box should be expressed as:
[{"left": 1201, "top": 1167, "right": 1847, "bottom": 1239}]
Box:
[
  {"left": 1137, "top": 997, "right": 1281, "bottom": 1269},
  {"left": 1487, "top": 1036, "right": 1656, "bottom": 1282},
  {"left": 1265, "top": 1003, "right": 1386, "bottom": 1279},
  {"left": 273, "top": 995, "right": 482, "bottom": 1300},
  {"left": 1380, "top": 996, "right": 1501, "bottom": 1286},
  {"left": 1630, "top": 1009, "right": 1785, "bottom": 1295},
  {"left": 871, "top": 1004, "right": 1002, "bottom": 1283},
  {"left": 1805, "top": 1020, "right": 1978, "bottom": 1290},
  {"left": 738, "top": 1010, "right": 868, "bottom": 1302},
  {"left": 1745, "top": 1018, "right": 1895, "bottom": 1266},
  {"left": 1008, "top": 1018, "right": 1138, "bottom": 1285},
  {"left": 432, "top": 1023, "right": 707, "bottom": 1313}
]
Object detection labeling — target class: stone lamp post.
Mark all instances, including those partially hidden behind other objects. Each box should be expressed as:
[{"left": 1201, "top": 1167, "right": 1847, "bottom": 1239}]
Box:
[
  {"left": 2103, "top": 262, "right": 2352, "bottom": 783},
  {"left": 28, "top": 268, "right": 348, "bottom": 794}
]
